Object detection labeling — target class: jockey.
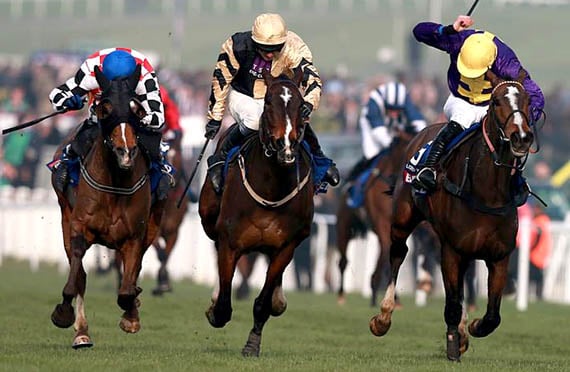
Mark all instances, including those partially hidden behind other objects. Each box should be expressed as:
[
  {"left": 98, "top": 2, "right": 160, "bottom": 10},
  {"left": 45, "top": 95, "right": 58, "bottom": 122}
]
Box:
[
  {"left": 348, "top": 81, "right": 426, "bottom": 181},
  {"left": 203, "top": 12, "right": 340, "bottom": 194},
  {"left": 411, "top": 15, "right": 545, "bottom": 193},
  {"left": 49, "top": 47, "right": 171, "bottom": 195},
  {"left": 160, "top": 85, "right": 183, "bottom": 142}
]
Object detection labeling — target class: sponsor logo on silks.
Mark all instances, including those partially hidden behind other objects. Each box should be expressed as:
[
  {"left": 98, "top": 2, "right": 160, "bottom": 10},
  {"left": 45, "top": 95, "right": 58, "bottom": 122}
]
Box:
[{"left": 403, "top": 170, "right": 415, "bottom": 184}]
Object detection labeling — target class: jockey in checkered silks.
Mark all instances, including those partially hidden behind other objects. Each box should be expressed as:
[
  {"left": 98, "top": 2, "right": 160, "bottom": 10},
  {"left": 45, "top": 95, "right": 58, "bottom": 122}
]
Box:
[
  {"left": 203, "top": 13, "right": 340, "bottom": 194},
  {"left": 48, "top": 47, "right": 173, "bottom": 198}
]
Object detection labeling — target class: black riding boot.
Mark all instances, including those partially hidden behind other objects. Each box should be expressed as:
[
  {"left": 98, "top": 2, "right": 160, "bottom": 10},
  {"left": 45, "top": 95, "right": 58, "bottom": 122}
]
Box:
[
  {"left": 413, "top": 121, "right": 463, "bottom": 192},
  {"left": 54, "top": 119, "right": 98, "bottom": 193},
  {"left": 304, "top": 125, "right": 340, "bottom": 186},
  {"left": 207, "top": 124, "right": 248, "bottom": 194}
]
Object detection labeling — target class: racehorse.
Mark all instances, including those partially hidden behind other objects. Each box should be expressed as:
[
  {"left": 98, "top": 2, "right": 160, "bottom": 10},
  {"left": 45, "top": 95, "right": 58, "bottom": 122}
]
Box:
[
  {"left": 369, "top": 71, "right": 535, "bottom": 361},
  {"left": 149, "top": 132, "right": 189, "bottom": 295},
  {"left": 336, "top": 130, "right": 414, "bottom": 306},
  {"left": 50, "top": 64, "right": 165, "bottom": 348},
  {"left": 199, "top": 69, "right": 314, "bottom": 357}
]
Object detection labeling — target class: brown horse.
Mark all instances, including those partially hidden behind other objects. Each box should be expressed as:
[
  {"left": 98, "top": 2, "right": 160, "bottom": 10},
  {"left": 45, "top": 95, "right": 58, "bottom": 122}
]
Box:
[
  {"left": 150, "top": 132, "right": 189, "bottom": 295},
  {"left": 369, "top": 71, "right": 535, "bottom": 361},
  {"left": 50, "top": 65, "right": 165, "bottom": 348},
  {"left": 336, "top": 131, "right": 413, "bottom": 306},
  {"left": 199, "top": 69, "right": 314, "bottom": 357}
]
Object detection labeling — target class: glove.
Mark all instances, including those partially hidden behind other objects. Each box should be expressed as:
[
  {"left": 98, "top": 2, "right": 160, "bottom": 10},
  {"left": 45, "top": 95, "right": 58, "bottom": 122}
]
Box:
[
  {"left": 301, "top": 101, "right": 313, "bottom": 120},
  {"left": 205, "top": 119, "right": 221, "bottom": 139},
  {"left": 141, "top": 113, "right": 156, "bottom": 127},
  {"left": 62, "top": 93, "right": 84, "bottom": 111}
]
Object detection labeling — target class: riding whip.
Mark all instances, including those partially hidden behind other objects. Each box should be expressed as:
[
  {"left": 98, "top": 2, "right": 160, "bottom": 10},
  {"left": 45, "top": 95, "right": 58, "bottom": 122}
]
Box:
[
  {"left": 466, "top": 0, "right": 480, "bottom": 16},
  {"left": 2, "top": 109, "right": 68, "bottom": 135},
  {"left": 177, "top": 138, "right": 210, "bottom": 208}
]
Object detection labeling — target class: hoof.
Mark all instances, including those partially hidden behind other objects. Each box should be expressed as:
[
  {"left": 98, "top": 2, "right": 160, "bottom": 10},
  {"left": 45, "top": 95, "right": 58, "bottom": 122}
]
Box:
[
  {"left": 242, "top": 332, "right": 261, "bottom": 357},
  {"left": 369, "top": 315, "right": 390, "bottom": 337},
  {"left": 337, "top": 295, "right": 346, "bottom": 306},
  {"left": 119, "top": 316, "right": 141, "bottom": 333},
  {"left": 205, "top": 305, "right": 229, "bottom": 328},
  {"left": 468, "top": 318, "right": 485, "bottom": 338},
  {"left": 446, "top": 331, "right": 461, "bottom": 361},
  {"left": 152, "top": 284, "right": 172, "bottom": 296},
  {"left": 72, "top": 335, "right": 93, "bottom": 349},
  {"left": 51, "top": 303, "right": 75, "bottom": 328}
]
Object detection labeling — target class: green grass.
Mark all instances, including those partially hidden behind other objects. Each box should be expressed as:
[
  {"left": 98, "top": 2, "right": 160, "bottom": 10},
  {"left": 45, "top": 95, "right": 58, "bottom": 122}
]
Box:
[{"left": 0, "top": 257, "right": 569, "bottom": 371}]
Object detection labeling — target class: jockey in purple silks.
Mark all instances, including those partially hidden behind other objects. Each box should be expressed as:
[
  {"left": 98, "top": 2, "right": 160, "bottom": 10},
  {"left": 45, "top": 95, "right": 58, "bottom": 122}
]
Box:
[{"left": 411, "top": 14, "right": 545, "bottom": 193}]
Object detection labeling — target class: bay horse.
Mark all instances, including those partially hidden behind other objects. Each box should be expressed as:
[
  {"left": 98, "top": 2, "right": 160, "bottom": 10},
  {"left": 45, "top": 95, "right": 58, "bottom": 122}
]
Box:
[
  {"left": 50, "top": 64, "right": 165, "bottom": 348},
  {"left": 369, "top": 71, "right": 535, "bottom": 361},
  {"left": 336, "top": 130, "right": 413, "bottom": 306},
  {"left": 199, "top": 69, "right": 313, "bottom": 357}
]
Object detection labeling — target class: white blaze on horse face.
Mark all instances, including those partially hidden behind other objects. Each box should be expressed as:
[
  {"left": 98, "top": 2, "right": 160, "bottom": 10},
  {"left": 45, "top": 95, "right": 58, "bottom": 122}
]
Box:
[
  {"left": 280, "top": 86, "right": 293, "bottom": 149},
  {"left": 506, "top": 86, "right": 526, "bottom": 138}
]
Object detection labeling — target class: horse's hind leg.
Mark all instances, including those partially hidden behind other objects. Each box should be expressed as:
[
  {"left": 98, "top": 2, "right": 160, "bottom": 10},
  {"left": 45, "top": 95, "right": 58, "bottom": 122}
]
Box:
[
  {"left": 440, "top": 246, "right": 470, "bottom": 361},
  {"left": 117, "top": 242, "right": 145, "bottom": 334},
  {"left": 335, "top": 202, "right": 353, "bottom": 305},
  {"left": 468, "top": 256, "right": 508, "bottom": 338},
  {"left": 152, "top": 236, "right": 174, "bottom": 296},
  {"left": 242, "top": 244, "right": 296, "bottom": 357}
]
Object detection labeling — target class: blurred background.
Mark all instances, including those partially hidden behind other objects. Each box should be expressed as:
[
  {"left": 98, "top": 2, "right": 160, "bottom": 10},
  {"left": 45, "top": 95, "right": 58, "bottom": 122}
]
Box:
[{"left": 1, "top": 0, "right": 570, "bottom": 307}]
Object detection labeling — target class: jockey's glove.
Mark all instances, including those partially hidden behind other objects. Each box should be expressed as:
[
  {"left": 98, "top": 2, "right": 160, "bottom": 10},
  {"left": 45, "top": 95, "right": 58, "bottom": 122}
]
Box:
[
  {"left": 61, "top": 92, "right": 85, "bottom": 111},
  {"left": 205, "top": 119, "right": 221, "bottom": 139},
  {"left": 141, "top": 113, "right": 160, "bottom": 130},
  {"left": 301, "top": 101, "right": 313, "bottom": 120}
]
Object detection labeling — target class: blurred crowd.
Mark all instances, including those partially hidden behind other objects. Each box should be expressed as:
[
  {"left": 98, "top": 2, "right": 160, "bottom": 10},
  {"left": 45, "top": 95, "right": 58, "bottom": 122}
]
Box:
[{"left": 1, "top": 52, "right": 570, "bottom": 192}]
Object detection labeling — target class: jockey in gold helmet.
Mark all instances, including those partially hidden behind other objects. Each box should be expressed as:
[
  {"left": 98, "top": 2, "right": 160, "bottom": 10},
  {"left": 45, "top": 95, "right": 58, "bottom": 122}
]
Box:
[{"left": 203, "top": 13, "right": 340, "bottom": 195}]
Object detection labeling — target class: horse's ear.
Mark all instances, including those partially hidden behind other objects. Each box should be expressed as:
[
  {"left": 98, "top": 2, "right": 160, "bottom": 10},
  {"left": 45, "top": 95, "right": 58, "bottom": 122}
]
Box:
[
  {"left": 95, "top": 100, "right": 113, "bottom": 120},
  {"left": 94, "top": 65, "right": 110, "bottom": 91},
  {"left": 485, "top": 69, "right": 501, "bottom": 87},
  {"left": 292, "top": 67, "right": 304, "bottom": 87},
  {"left": 128, "top": 64, "right": 142, "bottom": 90},
  {"left": 262, "top": 69, "right": 274, "bottom": 86}
]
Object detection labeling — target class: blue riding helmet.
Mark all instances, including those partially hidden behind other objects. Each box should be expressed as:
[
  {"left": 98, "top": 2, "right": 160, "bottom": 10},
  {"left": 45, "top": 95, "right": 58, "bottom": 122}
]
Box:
[{"left": 102, "top": 50, "right": 137, "bottom": 80}]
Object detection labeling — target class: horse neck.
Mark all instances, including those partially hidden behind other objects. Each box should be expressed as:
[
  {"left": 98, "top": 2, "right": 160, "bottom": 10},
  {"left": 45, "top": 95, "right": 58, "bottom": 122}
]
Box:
[{"left": 462, "top": 130, "right": 514, "bottom": 204}]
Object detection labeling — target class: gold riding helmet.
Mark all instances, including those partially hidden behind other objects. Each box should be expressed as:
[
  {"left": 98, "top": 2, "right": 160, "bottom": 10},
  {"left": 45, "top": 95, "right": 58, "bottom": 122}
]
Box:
[
  {"left": 457, "top": 33, "right": 498, "bottom": 79},
  {"left": 251, "top": 13, "right": 287, "bottom": 51}
]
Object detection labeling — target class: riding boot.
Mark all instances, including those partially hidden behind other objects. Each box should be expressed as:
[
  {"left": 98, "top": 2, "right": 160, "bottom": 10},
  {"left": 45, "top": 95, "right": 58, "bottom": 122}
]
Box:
[
  {"left": 53, "top": 144, "right": 75, "bottom": 193},
  {"left": 207, "top": 124, "right": 248, "bottom": 194},
  {"left": 413, "top": 121, "right": 463, "bottom": 192},
  {"left": 304, "top": 124, "right": 340, "bottom": 186}
]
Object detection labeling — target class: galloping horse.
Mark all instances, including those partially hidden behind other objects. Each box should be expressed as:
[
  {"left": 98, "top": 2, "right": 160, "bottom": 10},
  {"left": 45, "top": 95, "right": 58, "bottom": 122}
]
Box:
[
  {"left": 336, "top": 131, "right": 413, "bottom": 306},
  {"left": 369, "top": 71, "right": 535, "bottom": 361},
  {"left": 50, "top": 65, "right": 165, "bottom": 348},
  {"left": 199, "top": 69, "right": 314, "bottom": 357}
]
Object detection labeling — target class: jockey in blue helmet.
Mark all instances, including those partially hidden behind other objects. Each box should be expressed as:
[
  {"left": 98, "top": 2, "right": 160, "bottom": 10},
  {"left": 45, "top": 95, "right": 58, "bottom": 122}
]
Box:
[{"left": 49, "top": 48, "right": 170, "bottom": 197}]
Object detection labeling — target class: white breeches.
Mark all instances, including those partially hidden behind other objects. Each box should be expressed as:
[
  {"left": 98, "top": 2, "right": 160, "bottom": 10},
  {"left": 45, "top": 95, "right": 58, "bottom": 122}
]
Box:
[
  {"left": 228, "top": 90, "right": 264, "bottom": 131},
  {"left": 443, "top": 94, "right": 489, "bottom": 129}
]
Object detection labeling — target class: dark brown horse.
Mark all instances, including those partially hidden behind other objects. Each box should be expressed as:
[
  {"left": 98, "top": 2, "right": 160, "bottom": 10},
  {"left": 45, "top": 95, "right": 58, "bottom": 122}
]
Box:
[
  {"left": 50, "top": 65, "right": 165, "bottom": 348},
  {"left": 336, "top": 131, "right": 413, "bottom": 306},
  {"left": 370, "top": 71, "right": 535, "bottom": 361},
  {"left": 199, "top": 69, "right": 313, "bottom": 357}
]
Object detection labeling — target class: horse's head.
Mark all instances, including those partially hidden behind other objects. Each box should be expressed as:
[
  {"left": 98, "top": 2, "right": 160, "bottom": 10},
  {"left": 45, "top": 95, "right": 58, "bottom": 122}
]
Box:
[
  {"left": 486, "top": 70, "right": 534, "bottom": 158},
  {"left": 259, "top": 69, "right": 305, "bottom": 166},
  {"left": 93, "top": 64, "right": 147, "bottom": 170}
]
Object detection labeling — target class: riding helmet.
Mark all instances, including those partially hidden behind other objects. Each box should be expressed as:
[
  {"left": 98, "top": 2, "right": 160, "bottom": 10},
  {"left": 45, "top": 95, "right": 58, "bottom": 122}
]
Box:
[
  {"left": 102, "top": 50, "right": 137, "bottom": 80},
  {"left": 251, "top": 13, "right": 288, "bottom": 48},
  {"left": 379, "top": 82, "right": 407, "bottom": 110},
  {"left": 457, "top": 33, "right": 497, "bottom": 79}
]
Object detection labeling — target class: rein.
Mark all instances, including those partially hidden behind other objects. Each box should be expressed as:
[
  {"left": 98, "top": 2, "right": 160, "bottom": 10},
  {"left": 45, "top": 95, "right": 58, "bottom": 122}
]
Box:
[
  {"left": 79, "top": 160, "right": 148, "bottom": 195},
  {"left": 237, "top": 153, "right": 310, "bottom": 208}
]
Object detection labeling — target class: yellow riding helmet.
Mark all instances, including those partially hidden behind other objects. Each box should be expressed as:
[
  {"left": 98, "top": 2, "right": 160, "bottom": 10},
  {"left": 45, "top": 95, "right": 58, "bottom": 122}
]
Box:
[
  {"left": 457, "top": 33, "right": 498, "bottom": 79},
  {"left": 251, "top": 13, "right": 288, "bottom": 46}
]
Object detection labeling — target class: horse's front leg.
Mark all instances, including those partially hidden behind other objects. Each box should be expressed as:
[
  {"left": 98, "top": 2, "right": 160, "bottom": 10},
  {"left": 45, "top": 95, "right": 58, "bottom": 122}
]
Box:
[
  {"left": 242, "top": 243, "right": 296, "bottom": 357},
  {"left": 206, "top": 240, "right": 237, "bottom": 328},
  {"left": 440, "top": 247, "right": 470, "bottom": 361},
  {"left": 51, "top": 228, "right": 92, "bottom": 349},
  {"left": 468, "top": 256, "right": 508, "bottom": 338},
  {"left": 117, "top": 240, "right": 145, "bottom": 334}
]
